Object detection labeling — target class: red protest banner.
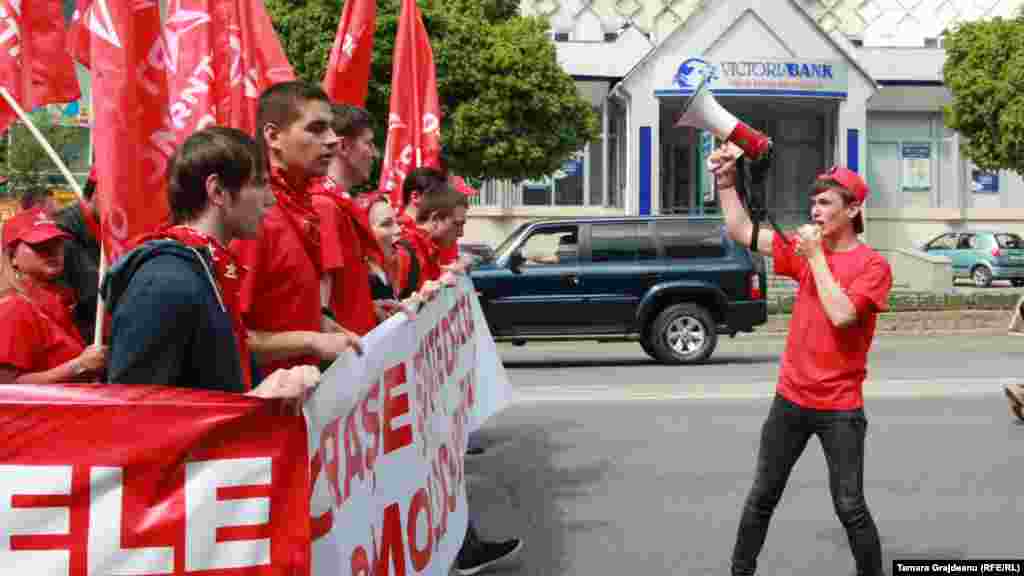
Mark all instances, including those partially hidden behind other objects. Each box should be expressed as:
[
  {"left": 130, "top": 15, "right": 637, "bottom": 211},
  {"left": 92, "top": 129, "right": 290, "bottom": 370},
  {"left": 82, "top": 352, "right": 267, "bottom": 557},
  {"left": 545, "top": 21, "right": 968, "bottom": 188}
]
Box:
[
  {"left": 322, "top": 0, "right": 377, "bottom": 107},
  {"left": 0, "top": 0, "right": 81, "bottom": 133},
  {"left": 378, "top": 0, "right": 441, "bottom": 209},
  {"left": 0, "top": 384, "right": 310, "bottom": 575}
]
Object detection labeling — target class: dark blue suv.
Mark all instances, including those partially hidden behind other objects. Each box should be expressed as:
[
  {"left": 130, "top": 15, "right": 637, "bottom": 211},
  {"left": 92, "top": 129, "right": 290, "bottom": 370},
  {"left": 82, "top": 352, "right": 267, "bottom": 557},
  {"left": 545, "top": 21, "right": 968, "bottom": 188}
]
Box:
[{"left": 470, "top": 216, "right": 767, "bottom": 364}]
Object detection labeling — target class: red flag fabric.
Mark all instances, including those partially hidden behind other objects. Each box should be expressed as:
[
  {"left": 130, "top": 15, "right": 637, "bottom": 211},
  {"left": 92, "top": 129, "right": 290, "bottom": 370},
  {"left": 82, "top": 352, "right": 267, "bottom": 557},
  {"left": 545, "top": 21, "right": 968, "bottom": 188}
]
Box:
[
  {"left": 321, "top": 0, "right": 376, "bottom": 106},
  {"left": 163, "top": 0, "right": 295, "bottom": 143},
  {"left": 0, "top": 384, "right": 311, "bottom": 575},
  {"left": 67, "top": 0, "right": 93, "bottom": 68},
  {"left": 0, "top": 0, "right": 82, "bottom": 133},
  {"left": 378, "top": 0, "right": 441, "bottom": 208},
  {"left": 71, "top": 0, "right": 173, "bottom": 261}
]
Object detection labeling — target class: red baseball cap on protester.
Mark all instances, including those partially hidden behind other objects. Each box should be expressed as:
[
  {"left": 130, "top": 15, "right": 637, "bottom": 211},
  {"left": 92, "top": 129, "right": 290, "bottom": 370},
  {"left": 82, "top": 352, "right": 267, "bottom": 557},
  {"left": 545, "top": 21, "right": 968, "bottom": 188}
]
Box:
[
  {"left": 2, "top": 207, "right": 72, "bottom": 251},
  {"left": 814, "top": 165, "right": 869, "bottom": 204},
  {"left": 450, "top": 176, "right": 479, "bottom": 197}
]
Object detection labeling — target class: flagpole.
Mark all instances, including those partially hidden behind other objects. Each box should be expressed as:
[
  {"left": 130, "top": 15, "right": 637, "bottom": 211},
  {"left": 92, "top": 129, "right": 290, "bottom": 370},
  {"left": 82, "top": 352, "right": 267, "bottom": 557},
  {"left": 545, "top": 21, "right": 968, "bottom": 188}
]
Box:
[{"left": 0, "top": 87, "right": 108, "bottom": 346}]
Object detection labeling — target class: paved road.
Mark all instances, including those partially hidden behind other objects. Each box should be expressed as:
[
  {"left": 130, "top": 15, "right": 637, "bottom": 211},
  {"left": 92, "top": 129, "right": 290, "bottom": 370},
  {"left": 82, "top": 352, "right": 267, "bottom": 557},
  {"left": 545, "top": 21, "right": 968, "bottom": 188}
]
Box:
[{"left": 464, "top": 336, "right": 1024, "bottom": 576}]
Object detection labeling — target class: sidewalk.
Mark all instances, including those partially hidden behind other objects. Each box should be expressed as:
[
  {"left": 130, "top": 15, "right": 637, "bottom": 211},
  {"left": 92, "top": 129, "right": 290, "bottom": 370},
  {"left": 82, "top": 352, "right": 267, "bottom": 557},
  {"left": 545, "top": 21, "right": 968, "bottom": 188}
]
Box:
[{"left": 761, "top": 309, "right": 1015, "bottom": 334}]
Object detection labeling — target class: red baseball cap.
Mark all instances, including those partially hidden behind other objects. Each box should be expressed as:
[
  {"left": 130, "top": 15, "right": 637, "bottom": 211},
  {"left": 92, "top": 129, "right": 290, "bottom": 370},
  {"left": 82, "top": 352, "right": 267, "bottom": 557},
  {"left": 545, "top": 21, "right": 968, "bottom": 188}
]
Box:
[
  {"left": 450, "top": 176, "right": 479, "bottom": 197},
  {"left": 814, "top": 165, "right": 869, "bottom": 204},
  {"left": 2, "top": 207, "right": 71, "bottom": 251}
]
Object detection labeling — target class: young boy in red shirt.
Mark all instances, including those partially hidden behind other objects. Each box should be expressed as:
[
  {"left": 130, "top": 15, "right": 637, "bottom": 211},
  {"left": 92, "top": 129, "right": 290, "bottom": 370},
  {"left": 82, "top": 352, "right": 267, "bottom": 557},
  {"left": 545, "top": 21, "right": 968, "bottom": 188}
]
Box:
[
  {"left": 232, "top": 81, "right": 361, "bottom": 377},
  {"left": 312, "top": 104, "right": 380, "bottom": 336},
  {"left": 710, "top": 145, "right": 892, "bottom": 576}
]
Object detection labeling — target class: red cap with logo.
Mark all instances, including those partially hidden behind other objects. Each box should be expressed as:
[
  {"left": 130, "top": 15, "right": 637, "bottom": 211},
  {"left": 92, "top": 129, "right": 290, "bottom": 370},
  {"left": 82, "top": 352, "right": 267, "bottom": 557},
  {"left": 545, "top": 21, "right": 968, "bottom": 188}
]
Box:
[
  {"left": 2, "top": 208, "right": 72, "bottom": 251},
  {"left": 814, "top": 165, "right": 869, "bottom": 204}
]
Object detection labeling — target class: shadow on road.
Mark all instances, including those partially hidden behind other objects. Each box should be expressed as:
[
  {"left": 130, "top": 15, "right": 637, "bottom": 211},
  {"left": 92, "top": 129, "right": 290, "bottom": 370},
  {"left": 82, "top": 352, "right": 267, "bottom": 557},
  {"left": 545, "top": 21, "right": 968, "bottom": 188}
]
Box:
[
  {"left": 501, "top": 354, "right": 780, "bottom": 370},
  {"left": 464, "top": 420, "right": 613, "bottom": 576}
]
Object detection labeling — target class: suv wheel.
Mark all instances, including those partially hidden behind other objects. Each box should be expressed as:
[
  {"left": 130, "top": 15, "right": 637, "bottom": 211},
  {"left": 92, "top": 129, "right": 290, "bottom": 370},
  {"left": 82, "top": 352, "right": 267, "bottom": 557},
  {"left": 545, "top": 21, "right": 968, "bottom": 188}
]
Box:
[
  {"left": 647, "top": 303, "right": 717, "bottom": 365},
  {"left": 972, "top": 265, "right": 993, "bottom": 288}
]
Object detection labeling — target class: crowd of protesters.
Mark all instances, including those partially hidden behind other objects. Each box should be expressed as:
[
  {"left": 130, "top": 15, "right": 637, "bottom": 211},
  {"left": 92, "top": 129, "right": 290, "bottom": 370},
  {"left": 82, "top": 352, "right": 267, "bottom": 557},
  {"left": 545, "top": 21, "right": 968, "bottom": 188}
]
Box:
[{"left": 0, "top": 80, "right": 520, "bottom": 574}]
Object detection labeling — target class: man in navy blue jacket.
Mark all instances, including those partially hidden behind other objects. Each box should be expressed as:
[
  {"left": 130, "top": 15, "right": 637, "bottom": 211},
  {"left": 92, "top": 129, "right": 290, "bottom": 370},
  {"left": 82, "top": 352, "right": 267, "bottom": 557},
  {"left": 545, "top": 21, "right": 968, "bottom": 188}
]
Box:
[{"left": 104, "top": 127, "right": 319, "bottom": 399}]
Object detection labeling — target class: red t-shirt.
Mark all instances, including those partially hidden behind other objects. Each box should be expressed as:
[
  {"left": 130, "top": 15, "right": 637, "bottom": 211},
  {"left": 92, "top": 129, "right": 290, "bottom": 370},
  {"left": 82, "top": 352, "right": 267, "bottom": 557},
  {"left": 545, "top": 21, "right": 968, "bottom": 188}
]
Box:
[
  {"left": 773, "top": 233, "right": 893, "bottom": 410},
  {"left": 0, "top": 284, "right": 85, "bottom": 375},
  {"left": 232, "top": 171, "right": 322, "bottom": 374},
  {"left": 312, "top": 186, "right": 378, "bottom": 336}
]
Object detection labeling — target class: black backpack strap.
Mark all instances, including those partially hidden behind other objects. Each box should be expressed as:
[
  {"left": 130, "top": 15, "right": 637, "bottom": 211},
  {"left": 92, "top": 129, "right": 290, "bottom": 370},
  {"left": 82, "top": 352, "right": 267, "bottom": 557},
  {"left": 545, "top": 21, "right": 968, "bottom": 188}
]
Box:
[{"left": 396, "top": 239, "right": 420, "bottom": 300}]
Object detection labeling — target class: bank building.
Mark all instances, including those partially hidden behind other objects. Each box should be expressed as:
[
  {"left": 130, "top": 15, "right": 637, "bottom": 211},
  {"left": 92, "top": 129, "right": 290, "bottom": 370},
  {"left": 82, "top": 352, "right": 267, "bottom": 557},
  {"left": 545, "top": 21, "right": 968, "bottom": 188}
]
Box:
[{"left": 464, "top": 0, "right": 1024, "bottom": 288}]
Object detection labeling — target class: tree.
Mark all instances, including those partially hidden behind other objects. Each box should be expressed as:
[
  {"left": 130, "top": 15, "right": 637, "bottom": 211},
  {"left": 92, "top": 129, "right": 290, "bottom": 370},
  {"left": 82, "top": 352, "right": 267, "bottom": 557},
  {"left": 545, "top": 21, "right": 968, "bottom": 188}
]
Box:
[
  {"left": 1, "top": 111, "right": 82, "bottom": 200},
  {"left": 943, "top": 16, "right": 1024, "bottom": 174},
  {"left": 265, "top": 0, "right": 598, "bottom": 182}
]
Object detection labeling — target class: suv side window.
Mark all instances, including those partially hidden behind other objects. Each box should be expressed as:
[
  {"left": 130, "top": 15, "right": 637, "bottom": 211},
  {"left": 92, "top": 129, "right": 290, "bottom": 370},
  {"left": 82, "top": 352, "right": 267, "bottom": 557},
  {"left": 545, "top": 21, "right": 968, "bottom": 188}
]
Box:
[
  {"left": 519, "top": 226, "right": 579, "bottom": 266},
  {"left": 590, "top": 223, "right": 657, "bottom": 262},
  {"left": 926, "top": 233, "right": 957, "bottom": 250},
  {"left": 657, "top": 220, "right": 726, "bottom": 259}
]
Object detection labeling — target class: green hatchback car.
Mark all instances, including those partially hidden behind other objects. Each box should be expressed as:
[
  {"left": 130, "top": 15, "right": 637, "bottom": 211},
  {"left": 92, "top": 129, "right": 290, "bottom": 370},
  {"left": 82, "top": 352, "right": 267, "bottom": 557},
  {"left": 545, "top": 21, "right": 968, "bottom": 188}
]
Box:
[{"left": 921, "top": 231, "right": 1024, "bottom": 287}]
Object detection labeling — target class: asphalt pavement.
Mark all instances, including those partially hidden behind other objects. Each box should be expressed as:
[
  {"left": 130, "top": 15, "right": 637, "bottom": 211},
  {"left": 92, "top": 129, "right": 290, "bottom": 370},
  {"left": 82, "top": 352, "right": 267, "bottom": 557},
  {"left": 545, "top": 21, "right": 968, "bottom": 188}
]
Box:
[{"left": 463, "top": 335, "right": 1024, "bottom": 576}]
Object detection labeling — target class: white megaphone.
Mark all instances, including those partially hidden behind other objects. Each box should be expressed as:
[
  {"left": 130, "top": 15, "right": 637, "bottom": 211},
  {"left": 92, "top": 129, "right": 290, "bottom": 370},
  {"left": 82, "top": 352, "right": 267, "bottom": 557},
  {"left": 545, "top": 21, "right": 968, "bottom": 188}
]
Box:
[{"left": 673, "top": 75, "right": 772, "bottom": 161}]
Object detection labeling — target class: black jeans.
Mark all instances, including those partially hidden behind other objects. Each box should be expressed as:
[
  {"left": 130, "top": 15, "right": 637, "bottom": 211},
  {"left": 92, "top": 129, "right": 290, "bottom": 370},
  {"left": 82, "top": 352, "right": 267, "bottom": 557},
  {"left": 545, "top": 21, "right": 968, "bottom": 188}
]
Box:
[{"left": 731, "top": 395, "right": 883, "bottom": 576}]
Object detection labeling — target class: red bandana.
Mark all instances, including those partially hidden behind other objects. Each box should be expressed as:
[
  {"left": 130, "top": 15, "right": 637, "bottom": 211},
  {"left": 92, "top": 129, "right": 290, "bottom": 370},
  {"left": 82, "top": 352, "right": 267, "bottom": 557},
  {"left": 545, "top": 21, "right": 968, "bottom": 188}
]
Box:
[
  {"left": 134, "top": 225, "right": 253, "bottom": 391},
  {"left": 271, "top": 167, "right": 322, "bottom": 274}
]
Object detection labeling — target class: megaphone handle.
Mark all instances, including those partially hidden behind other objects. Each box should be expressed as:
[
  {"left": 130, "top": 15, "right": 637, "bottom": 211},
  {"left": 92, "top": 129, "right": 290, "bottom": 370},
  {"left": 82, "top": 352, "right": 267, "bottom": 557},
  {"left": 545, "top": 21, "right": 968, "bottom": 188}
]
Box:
[{"left": 735, "top": 155, "right": 791, "bottom": 247}]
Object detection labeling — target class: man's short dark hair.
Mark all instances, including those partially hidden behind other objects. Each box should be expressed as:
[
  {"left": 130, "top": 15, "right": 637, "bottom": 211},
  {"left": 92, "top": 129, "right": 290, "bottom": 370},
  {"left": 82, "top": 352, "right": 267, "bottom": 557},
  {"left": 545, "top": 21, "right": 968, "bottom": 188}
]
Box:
[
  {"left": 331, "top": 104, "right": 373, "bottom": 139},
  {"left": 415, "top": 183, "right": 468, "bottom": 225},
  {"left": 166, "top": 127, "right": 265, "bottom": 224},
  {"left": 403, "top": 167, "right": 448, "bottom": 208},
  {"left": 19, "top": 187, "right": 53, "bottom": 210},
  {"left": 256, "top": 81, "right": 331, "bottom": 154}
]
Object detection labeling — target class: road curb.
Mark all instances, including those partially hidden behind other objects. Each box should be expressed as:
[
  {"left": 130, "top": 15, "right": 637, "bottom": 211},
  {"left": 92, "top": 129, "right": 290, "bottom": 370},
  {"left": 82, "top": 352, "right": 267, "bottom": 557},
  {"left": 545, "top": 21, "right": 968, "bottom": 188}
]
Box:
[{"left": 762, "top": 309, "right": 1014, "bottom": 335}]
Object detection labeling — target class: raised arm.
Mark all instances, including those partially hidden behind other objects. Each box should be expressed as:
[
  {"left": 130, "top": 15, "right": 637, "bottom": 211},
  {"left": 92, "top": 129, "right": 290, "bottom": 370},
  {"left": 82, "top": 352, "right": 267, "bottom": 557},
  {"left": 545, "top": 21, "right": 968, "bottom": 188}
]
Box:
[{"left": 708, "top": 144, "right": 776, "bottom": 256}]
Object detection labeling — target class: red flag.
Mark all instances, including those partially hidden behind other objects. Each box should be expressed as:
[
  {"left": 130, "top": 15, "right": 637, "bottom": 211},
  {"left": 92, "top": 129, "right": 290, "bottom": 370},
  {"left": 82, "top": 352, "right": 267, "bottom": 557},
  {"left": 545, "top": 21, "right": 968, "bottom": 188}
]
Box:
[
  {"left": 162, "top": 0, "right": 295, "bottom": 143},
  {"left": 72, "top": 0, "right": 173, "bottom": 261},
  {"left": 67, "top": 0, "right": 93, "bottom": 68},
  {"left": 379, "top": 0, "right": 441, "bottom": 208},
  {"left": 0, "top": 0, "right": 82, "bottom": 133},
  {"left": 322, "top": 0, "right": 376, "bottom": 106}
]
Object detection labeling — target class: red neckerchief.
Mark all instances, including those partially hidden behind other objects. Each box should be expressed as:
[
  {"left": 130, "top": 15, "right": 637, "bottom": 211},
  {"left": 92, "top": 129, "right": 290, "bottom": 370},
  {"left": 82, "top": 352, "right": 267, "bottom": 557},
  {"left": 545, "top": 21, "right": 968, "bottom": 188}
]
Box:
[
  {"left": 406, "top": 224, "right": 441, "bottom": 281},
  {"left": 272, "top": 167, "right": 322, "bottom": 274},
  {"left": 134, "top": 225, "right": 253, "bottom": 391},
  {"left": 18, "top": 280, "right": 84, "bottom": 348},
  {"left": 80, "top": 201, "right": 101, "bottom": 243},
  {"left": 311, "top": 184, "right": 379, "bottom": 263}
]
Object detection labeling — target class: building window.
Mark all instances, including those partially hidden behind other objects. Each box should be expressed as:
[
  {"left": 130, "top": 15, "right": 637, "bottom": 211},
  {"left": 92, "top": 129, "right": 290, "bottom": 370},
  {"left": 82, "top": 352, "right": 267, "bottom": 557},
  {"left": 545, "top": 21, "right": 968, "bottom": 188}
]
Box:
[{"left": 867, "top": 112, "right": 956, "bottom": 210}]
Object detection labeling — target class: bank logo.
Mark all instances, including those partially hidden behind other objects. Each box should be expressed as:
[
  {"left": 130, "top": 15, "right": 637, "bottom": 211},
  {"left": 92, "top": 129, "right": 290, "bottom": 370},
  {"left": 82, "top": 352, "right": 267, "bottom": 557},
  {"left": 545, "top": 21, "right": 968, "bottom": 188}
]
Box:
[{"left": 673, "top": 58, "right": 718, "bottom": 89}]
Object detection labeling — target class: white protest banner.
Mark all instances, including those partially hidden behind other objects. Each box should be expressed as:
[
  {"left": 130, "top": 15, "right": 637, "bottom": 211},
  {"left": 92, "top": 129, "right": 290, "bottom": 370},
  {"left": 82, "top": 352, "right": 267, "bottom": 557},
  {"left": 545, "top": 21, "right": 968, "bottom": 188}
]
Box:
[{"left": 305, "top": 276, "right": 511, "bottom": 576}]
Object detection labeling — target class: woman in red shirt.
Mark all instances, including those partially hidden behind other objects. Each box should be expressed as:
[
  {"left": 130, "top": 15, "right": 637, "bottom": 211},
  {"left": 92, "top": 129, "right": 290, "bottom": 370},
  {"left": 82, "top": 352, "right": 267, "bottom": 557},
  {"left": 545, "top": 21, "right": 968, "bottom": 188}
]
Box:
[
  {"left": 358, "top": 193, "right": 425, "bottom": 324},
  {"left": 0, "top": 208, "right": 107, "bottom": 383}
]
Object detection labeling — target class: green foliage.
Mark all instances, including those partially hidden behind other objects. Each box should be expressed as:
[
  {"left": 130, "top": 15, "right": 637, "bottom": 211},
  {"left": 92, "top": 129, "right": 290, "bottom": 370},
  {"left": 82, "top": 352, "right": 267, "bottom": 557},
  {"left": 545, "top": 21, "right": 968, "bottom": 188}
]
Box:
[
  {"left": 943, "top": 17, "right": 1024, "bottom": 174},
  {"left": 265, "top": 0, "right": 598, "bottom": 182},
  {"left": 1, "top": 112, "right": 82, "bottom": 199}
]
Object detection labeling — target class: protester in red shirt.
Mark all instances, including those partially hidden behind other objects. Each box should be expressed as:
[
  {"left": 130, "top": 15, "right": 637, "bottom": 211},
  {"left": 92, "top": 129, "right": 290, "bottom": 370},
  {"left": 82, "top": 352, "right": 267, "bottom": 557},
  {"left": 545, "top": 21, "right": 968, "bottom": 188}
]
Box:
[
  {"left": 104, "top": 127, "right": 318, "bottom": 401},
  {"left": 401, "top": 178, "right": 467, "bottom": 289},
  {"left": 312, "top": 104, "right": 379, "bottom": 336},
  {"left": 359, "top": 193, "right": 421, "bottom": 323},
  {"left": 710, "top": 145, "right": 891, "bottom": 576},
  {"left": 0, "top": 207, "right": 107, "bottom": 383},
  {"left": 399, "top": 165, "right": 473, "bottom": 271},
  {"left": 397, "top": 176, "right": 522, "bottom": 575},
  {"left": 232, "top": 81, "right": 361, "bottom": 377}
]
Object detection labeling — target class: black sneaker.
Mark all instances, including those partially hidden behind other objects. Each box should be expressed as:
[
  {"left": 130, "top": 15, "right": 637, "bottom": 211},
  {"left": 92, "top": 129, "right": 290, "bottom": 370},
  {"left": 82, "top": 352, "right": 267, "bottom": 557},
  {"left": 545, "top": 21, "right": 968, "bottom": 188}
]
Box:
[
  {"left": 455, "top": 538, "right": 523, "bottom": 575},
  {"left": 466, "top": 445, "right": 486, "bottom": 456}
]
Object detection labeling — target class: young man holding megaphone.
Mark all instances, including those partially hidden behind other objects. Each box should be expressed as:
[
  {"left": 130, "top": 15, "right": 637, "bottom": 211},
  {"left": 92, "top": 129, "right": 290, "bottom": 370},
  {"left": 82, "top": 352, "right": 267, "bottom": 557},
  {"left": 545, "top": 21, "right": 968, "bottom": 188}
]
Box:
[{"left": 698, "top": 76, "right": 893, "bottom": 576}]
